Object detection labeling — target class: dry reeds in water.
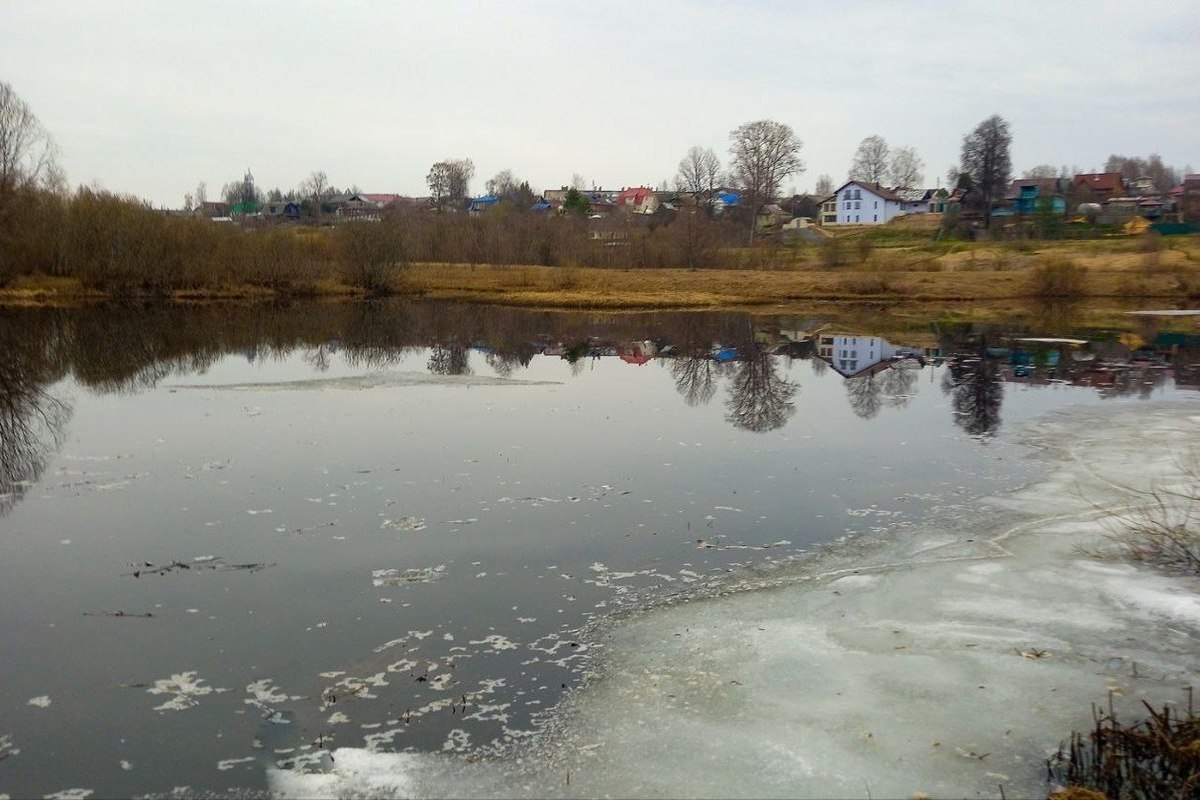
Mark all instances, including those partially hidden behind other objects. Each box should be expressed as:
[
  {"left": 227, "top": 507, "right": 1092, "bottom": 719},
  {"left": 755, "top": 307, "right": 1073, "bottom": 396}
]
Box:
[{"left": 1048, "top": 690, "right": 1199, "bottom": 799}]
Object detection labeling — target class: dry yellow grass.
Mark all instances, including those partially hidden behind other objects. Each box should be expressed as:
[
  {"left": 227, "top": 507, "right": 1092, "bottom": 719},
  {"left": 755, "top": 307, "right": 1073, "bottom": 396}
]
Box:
[
  {"left": 404, "top": 235, "right": 1200, "bottom": 308},
  {"left": 4, "top": 236, "right": 1198, "bottom": 310}
]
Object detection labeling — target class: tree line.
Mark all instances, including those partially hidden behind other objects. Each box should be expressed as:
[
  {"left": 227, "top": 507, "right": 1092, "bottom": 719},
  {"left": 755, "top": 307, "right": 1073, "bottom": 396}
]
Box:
[{"left": 3, "top": 78, "right": 1194, "bottom": 293}]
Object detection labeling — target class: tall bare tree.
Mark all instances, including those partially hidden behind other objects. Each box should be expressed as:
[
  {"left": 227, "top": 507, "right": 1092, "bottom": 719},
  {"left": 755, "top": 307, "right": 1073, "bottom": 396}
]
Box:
[
  {"left": 959, "top": 114, "right": 1012, "bottom": 226},
  {"left": 675, "top": 146, "right": 722, "bottom": 209},
  {"left": 301, "top": 170, "right": 330, "bottom": 218},
  {"left": 427, "top": 158, "right": 474, "bottom": 207},
  {"left": 0, "top": 82, "right": 60, "bottom": 214},
  {"left": 849, "top": 135, "right": 889, "bottom": 184},
  {"left": 814, "top": 174, "right": 834, "bottom": 198},
  {"left": 888, "top": 145, "right": 924, "bottom": 188},
  {"left": 728, "top": 119, "right": 804, "bottom": 242},
  {"left": 486, "top": 169, "right": 517, "bottom": 197}
]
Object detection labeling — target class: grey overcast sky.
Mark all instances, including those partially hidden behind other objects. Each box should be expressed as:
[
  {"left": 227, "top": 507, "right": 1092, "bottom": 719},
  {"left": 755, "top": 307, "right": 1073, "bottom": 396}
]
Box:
[{"left": 2, "top": 1, "right": 1197, "bottom": 207}]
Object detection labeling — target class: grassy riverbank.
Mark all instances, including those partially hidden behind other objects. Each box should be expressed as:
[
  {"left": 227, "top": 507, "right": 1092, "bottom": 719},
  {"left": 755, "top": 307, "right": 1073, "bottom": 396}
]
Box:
[{"left": 3, "top": 227, "right": 1198, "bottom": 310}]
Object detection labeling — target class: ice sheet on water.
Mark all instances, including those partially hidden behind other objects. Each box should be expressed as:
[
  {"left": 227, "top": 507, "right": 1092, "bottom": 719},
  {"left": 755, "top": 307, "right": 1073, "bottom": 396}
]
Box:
[{"left": 263, "top": 402, "right": 1200, "bottom": 799}]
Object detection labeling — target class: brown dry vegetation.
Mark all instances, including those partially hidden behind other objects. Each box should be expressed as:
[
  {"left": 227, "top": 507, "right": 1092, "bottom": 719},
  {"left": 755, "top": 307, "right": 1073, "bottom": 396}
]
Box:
[{"left": 2, "top": 187, "right": 1198, "bottom": 309}]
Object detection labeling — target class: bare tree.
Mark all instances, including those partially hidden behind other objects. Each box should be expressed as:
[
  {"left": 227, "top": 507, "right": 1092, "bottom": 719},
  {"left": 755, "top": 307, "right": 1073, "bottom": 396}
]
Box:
[
  {"left": 1023, "top": 164, "right": 1059, "bottom": 179},
  {"left": 1105, "top": 154, "right": 1181, "bottom": 193},
  {"left": 195, "top": 181, "right": 207, "bottom": 208},
  {"left": 888, "top": 145, "right": 924, "bottom": 188},
  {"left": 0, "top": 82, "right": 61, "bottom": 214},
  {"left": 675, "top": 146, "right": 722, "bottom": 209},
  {"left": 959, "top": 114, "right": 1012, "bottom": 226},
  {"left": 301, "top": 170, "right": 330, "bottom": 218},
  {"left": 222, "top": 169, "right": 262, "bottom": 207},
  {"left": 427, "top": 158, "right": 474, "bottom": 207},
  {"left": 814, "top": 174, "right": 834, "bottom": 198},
  {"left": 849, "top": 135, "right": 889, "bottom": 184},
  {"left": 486, "top": 169, "right": 517, "bottom": 197},
  {"left": 728, "top": 119, "right": 804, "bottom": 242}
]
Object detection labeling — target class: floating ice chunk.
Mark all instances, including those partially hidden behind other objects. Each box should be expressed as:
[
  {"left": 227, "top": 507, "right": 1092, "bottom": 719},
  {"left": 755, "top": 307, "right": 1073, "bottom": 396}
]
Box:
[
  {"left": 372, "top": 566, "right": 445, "bottom": 587},
  {"left": 147, "top": 672, "right": 228, "bottom": 712},
  {"left": 381, "top": 516, "right": 427, "bottom": 532},
  {"left": 217, "top": 756, "right": 255, "bottom": 771},
  {"left": 27, "top": 695, "right": 51, "bottom": 708},
  {"left": 119, "top": 760, "right": 133, "bottom": 771},
  {"left": 245, "top": 679, "right": 301, "bottom": 707},
  {"left": 469, "top": 634, "right": 518, "bottom": 652},
  {"left": 43, "top": 790, "right": 93, "bottom": 800}
]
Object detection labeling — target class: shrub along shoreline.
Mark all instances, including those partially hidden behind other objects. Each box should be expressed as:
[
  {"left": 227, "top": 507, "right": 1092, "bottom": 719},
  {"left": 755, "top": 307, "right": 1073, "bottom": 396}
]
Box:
[{"left": 2, "top": 188, "right": 1198, "bottom": 309}]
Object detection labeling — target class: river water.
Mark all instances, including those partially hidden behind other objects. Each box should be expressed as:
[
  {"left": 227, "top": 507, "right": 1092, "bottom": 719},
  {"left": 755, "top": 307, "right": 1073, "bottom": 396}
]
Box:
[{"left": 0, "top": 300, "right": 1196, "bottom": 798}]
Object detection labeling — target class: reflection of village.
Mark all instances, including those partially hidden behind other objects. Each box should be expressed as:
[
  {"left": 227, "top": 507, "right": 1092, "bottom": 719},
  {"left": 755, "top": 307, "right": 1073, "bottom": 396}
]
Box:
[
  {"left": 2, "top": 302, "right": 1199, "bottom": 519},
  {"left": 531, "top": 312, "right": 1200, "bottom": 439}
]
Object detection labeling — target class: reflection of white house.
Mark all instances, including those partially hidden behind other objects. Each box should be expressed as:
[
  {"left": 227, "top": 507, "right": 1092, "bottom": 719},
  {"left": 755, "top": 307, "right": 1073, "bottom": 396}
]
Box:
[
  {"left": 817, "top": 334, "right": 897, "bottom": 377},
  {"left": 830, "top": 181, "right": 903, "bottom": 225}
]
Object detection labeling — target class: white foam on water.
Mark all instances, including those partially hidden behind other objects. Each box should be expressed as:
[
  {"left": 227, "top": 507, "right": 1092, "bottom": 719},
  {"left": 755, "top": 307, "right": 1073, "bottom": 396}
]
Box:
[{"left": 262, "top": 402, "right": 1200, "bottom": 798}]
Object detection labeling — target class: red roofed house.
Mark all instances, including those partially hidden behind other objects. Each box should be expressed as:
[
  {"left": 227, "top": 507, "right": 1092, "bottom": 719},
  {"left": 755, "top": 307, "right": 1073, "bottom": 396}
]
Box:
[
  {"left": 615, "top": 186, "right": 660, "bottom": 215},
  {"left": 1073, "top": 173, "right": 1125, "bottom": 203}
]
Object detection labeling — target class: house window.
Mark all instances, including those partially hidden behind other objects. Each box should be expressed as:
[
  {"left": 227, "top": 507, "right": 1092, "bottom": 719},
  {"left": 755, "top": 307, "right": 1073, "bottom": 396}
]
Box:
[
  {"left": 873, "top": 215, "right": 877, "bottom": 221},
  {"left": 874, "top": 201, "right": 878, "bottom": 208},
  {"left": 854, "top": 201, "right": 860, "bottom": 209}
]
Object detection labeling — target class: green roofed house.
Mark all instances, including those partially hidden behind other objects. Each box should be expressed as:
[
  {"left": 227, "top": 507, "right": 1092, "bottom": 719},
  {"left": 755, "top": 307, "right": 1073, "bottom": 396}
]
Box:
[{"left": 230, "top": 201, "right": 261, "bottom": 216}]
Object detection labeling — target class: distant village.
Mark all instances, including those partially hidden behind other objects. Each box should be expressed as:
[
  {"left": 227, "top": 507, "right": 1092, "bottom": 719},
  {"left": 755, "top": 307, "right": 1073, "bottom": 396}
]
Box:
[{"left": 186, "top": 169, "right": 1200, "bottom": 241}]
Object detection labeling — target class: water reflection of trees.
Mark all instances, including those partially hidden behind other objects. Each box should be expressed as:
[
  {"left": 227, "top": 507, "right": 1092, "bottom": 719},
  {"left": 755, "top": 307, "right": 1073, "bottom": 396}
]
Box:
[
  {"left": 671, "top": 356, "right": 724, "bottom": 407},
  {"left": 843, "top": 366, "right": 919, "bottom": 420},
  {"left": 0, "top": 314, "right": 72, "bottom": 517},
  {"left": 942, "top": 349, "right": 1003, "bottom": 439},
  {"left": 428, "top": 344, "right": 471, "bottom": 376},
  {"left": 724, "top": 346, "right": 798, "bottom": 433}
]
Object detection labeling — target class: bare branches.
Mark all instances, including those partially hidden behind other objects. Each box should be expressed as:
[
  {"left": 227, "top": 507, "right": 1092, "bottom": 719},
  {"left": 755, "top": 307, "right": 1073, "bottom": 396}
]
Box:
[
  {"left": 849, "top": 135, "right": 889, "bottom": 184},
  {"left": 959, "top": 114, "right": 1013, "bottom": 224},
  {"left": 427, "top": 158, "right": 475, "bottom": 208},
  {"left": 676, "top": 146, "right": 722, "bottom": 207},
  {"left": 728, "top": 120, "right": 804, "bottom": 242},
  {"left": 0, "top": 82, "right": 61, "bottom": 213},
  {"left": 888, "top": 145, "right": 924, "bottom": 188}
]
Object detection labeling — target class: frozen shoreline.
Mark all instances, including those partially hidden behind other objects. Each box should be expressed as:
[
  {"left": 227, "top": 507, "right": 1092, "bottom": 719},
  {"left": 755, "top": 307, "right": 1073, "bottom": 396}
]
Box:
[{"left": 270, "top": 400, "right": 1200, "bottom": 799}]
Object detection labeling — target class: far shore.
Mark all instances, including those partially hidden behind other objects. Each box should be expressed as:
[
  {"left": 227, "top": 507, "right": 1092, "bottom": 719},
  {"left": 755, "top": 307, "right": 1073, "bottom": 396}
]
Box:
[{"left": 3, "top": 236, "right": 1198, "bottom": 314}]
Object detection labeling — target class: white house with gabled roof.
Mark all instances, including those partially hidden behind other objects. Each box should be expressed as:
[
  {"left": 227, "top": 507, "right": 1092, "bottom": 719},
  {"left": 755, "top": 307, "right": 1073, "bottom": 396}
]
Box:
[
  {"left": 816, "top": 333, "right": 898, "bottom": 377},
  {"left": 830, "top": 181, "right": 904, "bottom": 225}
]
